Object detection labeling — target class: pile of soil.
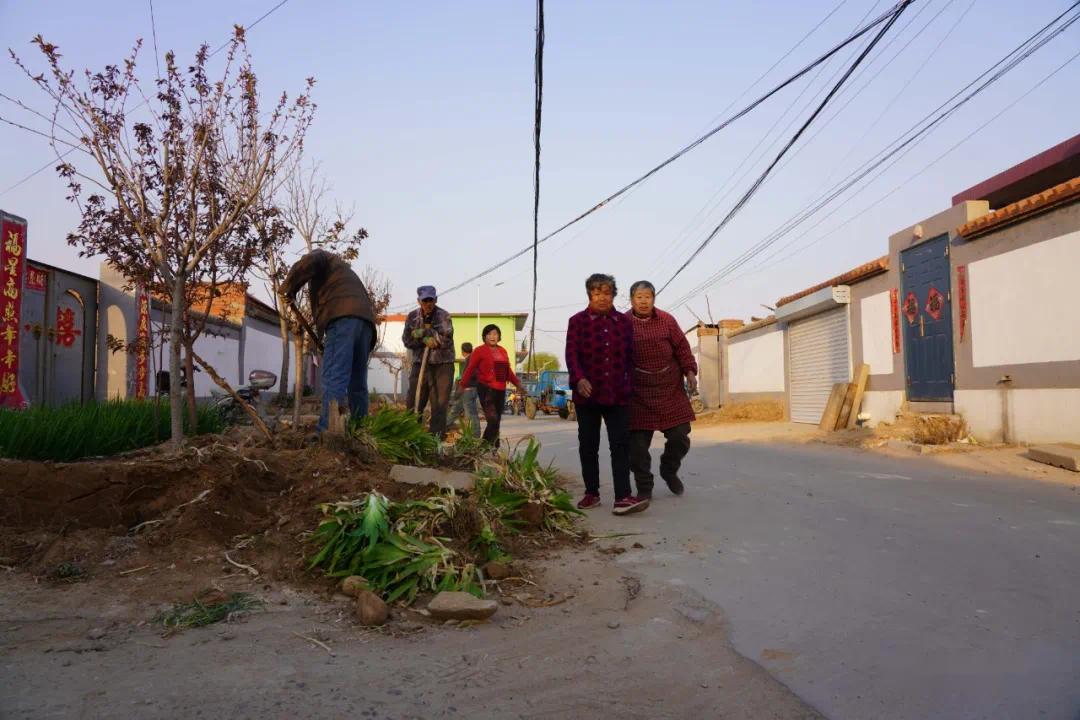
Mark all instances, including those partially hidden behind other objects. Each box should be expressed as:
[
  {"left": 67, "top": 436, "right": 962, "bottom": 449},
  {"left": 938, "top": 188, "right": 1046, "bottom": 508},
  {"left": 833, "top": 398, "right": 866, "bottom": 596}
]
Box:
[
  {"left": 0, "top": 431, "right": 433, "bottom": 601},
  {"left": 695, "top": 400, "right": 785, "bottom": 424}
]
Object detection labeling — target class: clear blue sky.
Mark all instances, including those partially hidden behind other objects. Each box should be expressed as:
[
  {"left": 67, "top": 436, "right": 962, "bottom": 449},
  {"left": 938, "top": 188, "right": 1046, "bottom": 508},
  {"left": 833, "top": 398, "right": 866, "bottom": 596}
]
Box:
[{"left": 1, "top": 1, "right": 1077, "bottom": 357}]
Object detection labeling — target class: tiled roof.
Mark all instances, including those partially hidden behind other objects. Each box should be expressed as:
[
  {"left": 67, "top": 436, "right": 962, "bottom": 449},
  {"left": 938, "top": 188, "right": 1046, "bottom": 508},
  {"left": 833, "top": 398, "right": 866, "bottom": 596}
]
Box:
[
  {"left": 727, "top": 315, "right": 778, "bottom": 338},
  {"left": 776, "top": 256, "right": 889, "bottom": 307},
  {"left": 956, "top": 176, "right": 1080, "bottom": 239}
]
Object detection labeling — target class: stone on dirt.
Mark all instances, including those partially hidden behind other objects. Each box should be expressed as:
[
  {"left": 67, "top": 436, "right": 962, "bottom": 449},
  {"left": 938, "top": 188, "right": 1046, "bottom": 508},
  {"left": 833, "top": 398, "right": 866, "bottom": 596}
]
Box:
[
  {"left": 341, "top": 575, "right": 371, "bottom": 597},
  {"left": 427, "top": 591, "right": 498, "bottom": 621},
  {"left": 354, "top": 590, "right": 389, "bottom": 626},
  {"left": 482, "top": 561, "right": 510, "bottom": 580},
  {"left": 1028, "top": 445, "right": 1080, "bottom": 472},
  {"left": 389, "top": 465, "right": 475, "bottom": 492},
  {"left": 515, "top": 501, "right": 545, "bottom": 529}
]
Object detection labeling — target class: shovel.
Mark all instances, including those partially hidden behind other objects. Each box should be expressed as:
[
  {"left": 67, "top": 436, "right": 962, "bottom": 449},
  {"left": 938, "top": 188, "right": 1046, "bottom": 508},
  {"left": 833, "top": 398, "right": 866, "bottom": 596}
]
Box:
[
  {"left": 287, "top": 299, "right": 324, "bottom": 355},
  {"left": 414, "top": 345, "right": 431, "bottom": 411}
]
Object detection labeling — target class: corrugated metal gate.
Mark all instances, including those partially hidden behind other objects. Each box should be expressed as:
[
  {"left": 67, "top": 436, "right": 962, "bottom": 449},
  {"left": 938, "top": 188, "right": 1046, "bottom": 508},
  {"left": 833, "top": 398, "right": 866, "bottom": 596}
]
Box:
[{"left": 788, "top": 307, "right": 850, "bottom": 424}]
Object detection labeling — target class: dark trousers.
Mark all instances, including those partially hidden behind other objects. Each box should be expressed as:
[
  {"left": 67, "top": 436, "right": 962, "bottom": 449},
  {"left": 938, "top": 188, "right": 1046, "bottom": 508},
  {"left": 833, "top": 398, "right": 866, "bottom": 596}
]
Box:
[
  {"left": 576, "top": 404, "right": 631, "bottom": 499},
  {"left": 407, "top": 361, "right": 454, "bottom": 439},
  {"left": 318, "top": 317, "right": 375, "bottom": 432},
  {"left": 629, "top": 422, "right": 692, "bottom": 495},
  {"left": 476, "top": 385, "right": 506, "bottom": 446}
]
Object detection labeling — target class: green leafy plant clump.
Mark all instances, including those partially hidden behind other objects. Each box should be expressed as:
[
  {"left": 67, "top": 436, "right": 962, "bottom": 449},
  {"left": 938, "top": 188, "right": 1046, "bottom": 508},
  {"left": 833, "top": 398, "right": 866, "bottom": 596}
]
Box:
[
  {"left": 475, "top": 439, "right": 583, "bottom": 534},
  {"left": 352, "top": 406, "right": 439, "bottom": 465},
  {"left": 308, "top": 439, "right": 582, "bottom": 606},
  {"left": 0, "top": 399, "right": 225, "bottom": 462},
  {"left": 309, "top": 493, "right": 482, "bottom": 605},
  {"left": 154, "top": 592, "right": 264, "bottom": 634}
]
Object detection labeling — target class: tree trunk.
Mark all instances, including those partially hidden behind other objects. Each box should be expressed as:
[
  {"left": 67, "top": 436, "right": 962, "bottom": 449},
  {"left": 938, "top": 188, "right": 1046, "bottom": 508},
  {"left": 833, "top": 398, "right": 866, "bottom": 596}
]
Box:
[
  {"left": 183, "top": 335, "right": 198, "bottom": 429},
  {"left": 276, "top": 293, "right": 291, "bottom": 400},
  {"left": 168, "top": 274, "right": 186, "bottom": 446},
  {"left": 292, "top": 332, "right": 305, "bottom": 427}
]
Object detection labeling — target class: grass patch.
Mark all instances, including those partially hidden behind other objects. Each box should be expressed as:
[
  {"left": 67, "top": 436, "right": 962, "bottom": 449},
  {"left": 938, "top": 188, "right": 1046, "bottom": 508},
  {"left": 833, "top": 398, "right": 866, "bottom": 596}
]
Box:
[
  {"left": 154, "top": 592, "right": 263, "bottom": 634},
  {"left": 351, "top": 406, "right": 438, "bottom": 465},
  {"left": 0, "top": 399, "right": 224, "bottom": 462}
]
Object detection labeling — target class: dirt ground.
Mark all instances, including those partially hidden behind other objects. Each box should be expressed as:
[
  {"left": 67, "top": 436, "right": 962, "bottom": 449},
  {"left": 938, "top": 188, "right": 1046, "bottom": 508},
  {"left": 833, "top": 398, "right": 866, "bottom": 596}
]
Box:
[
  {"left": 0, "top": 430, "right": 823, "bottom": 719},
  {"left": 0, "top": 542, "right": 820, "bottom": 719}
]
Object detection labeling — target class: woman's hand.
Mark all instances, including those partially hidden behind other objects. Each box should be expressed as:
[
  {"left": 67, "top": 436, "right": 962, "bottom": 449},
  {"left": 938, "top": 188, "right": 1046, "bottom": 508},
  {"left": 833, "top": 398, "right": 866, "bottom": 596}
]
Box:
[
  {"left": 685, "top": 371, "right": 698, "bottom": 395},
  {"left": 577, "top": 378, "right": 593, "bottom": 398}
]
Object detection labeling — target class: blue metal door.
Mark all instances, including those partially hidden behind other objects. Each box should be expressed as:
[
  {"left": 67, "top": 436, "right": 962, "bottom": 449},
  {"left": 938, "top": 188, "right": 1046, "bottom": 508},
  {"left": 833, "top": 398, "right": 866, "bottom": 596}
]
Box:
[{"left": 901, "top": 233, "right": 954, "bottom": 401}]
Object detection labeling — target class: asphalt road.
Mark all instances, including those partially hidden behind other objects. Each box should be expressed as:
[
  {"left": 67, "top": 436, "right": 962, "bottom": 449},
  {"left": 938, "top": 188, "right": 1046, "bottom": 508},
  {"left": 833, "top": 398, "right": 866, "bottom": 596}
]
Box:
[{"left": 503, "top": 415, "right": 1080, "bottom": 720}]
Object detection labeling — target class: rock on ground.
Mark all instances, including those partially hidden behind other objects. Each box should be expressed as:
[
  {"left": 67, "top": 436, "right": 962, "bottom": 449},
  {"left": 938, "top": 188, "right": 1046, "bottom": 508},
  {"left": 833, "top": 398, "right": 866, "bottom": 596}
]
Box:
[
  {"left": 354, "top": 590, "right": 389, "bottom": 626},
  {"left": 388, "top": 465, "right": 475, "bottom": 492},
  {"left": 426, "top": 591, "right": 498, "bottom": 621}
]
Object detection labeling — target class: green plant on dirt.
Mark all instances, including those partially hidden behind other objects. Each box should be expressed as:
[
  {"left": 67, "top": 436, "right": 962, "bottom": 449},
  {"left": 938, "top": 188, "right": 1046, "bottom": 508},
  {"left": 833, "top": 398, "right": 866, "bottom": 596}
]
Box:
[
  {"left": 0, "top": 400, "right": 225, "bottom": 462},
  {"left": 351, "top": 406, "right": 438, "bottom": 465},
  {"left": 154, "top": 592, "right": 264, "bottom": 634},
  {"left": 475, "top": 438, "right": 582, "bottom": 534},
  {"left": 443, "top": 424, "right": 491, "bottom": 470},
  {"left": 47, "top": 561, "right": 86, "bottom": 583},
  {"left": 308, "top": 492, "right": 483, "bottom": 605}
]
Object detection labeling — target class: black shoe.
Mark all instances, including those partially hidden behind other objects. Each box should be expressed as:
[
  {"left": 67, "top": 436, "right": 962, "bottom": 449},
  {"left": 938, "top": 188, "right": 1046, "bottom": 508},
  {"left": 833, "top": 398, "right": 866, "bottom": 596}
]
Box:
[{"left": 663, "top": 475, "right": 685, "bottom": 496}]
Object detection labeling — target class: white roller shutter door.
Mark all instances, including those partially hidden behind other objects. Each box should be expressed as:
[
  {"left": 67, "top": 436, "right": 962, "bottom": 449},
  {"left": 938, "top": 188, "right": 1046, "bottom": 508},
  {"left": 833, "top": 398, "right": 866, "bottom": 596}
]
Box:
[{"left": 788, "top": 307, "right": 850, "bottom": 424}]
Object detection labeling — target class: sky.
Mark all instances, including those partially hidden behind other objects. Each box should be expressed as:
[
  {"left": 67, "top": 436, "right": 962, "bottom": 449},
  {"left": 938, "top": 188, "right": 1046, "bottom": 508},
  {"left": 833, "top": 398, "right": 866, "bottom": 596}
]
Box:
[{"left": 1, "top": 0, "right": 1077, "bottom": 358}]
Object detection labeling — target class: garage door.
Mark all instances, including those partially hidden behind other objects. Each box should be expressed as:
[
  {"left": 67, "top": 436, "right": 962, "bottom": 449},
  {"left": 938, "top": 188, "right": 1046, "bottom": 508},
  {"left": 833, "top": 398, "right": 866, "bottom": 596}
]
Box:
[{"left": 788, "top": 307, "right": 850, "bottom": 424}]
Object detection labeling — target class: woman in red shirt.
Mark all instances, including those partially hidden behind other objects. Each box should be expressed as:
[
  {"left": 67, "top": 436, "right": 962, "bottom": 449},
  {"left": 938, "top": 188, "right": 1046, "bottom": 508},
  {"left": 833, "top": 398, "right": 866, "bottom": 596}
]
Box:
[{"left": 459, "top": 324, "right": 526, "bottom": 446}]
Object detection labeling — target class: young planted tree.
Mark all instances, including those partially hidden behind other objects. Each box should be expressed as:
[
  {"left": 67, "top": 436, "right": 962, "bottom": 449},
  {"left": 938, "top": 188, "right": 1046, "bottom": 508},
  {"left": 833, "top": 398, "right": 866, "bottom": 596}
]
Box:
[{"left": 14, "top": 28, "right": 314, "bottom": 444}]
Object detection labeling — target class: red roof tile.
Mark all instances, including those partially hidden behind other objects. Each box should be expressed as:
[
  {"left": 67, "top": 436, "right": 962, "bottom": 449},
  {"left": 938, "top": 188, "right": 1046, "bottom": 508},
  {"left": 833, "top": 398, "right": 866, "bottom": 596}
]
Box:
[
  {"left": 776, "top": 256, "right": 889, "bottom": 307},
  {"left": 956, "top": 176, "right": 1080, "bottom": 239}
]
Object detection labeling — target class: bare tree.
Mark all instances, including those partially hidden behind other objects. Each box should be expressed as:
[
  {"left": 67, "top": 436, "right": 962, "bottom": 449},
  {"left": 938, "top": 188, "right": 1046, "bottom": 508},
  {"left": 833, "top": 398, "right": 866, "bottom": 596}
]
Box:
[
  {"left": 278, "top": 161, "right": 369, "bottom": 425},
  {"left": 13, "top": 28, "right": 315, "bottom": 444}
]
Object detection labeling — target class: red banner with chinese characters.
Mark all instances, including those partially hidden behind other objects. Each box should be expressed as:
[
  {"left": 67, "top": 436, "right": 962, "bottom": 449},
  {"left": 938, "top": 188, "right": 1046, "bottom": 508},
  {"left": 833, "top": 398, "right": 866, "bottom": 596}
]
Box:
[
  {"left": 889, "top": 287, "right": 901, "bottom": 354},
  {"left": 956, "top": 265, "right": 968, "bottom": 342},
  {"left": 0, "top": 216, "right": 27, "bottom": 408},
  {"left": 25, "top": 264, "right": 47, "bottom": 293},
  {"left": 136, "top": 286, "right": 150, "bottom": 398}
]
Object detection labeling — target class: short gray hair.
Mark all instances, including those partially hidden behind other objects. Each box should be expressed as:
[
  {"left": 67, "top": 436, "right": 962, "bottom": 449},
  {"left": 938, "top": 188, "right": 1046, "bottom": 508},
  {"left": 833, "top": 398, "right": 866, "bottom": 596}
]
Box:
[
  {"left": 629, "top": 280, "right": 655, "bottom": 297},
  {"left": 585, "top": 273, "right": 617, "bottom": 296}
]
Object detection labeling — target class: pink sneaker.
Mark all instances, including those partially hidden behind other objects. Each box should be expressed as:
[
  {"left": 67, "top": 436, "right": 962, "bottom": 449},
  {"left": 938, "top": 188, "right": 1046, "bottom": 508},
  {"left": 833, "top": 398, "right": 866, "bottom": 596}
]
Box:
[
  {"left": 612, "top": 495, "right": 650, "bottom": 516},
  {"left": 577, "top": 493, "right": 601, "bottom": 510}
]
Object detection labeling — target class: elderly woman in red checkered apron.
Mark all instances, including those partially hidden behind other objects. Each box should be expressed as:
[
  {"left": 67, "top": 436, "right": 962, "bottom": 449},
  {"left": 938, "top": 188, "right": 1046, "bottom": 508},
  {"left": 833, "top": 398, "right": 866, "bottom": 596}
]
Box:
[{"left": 627, "top": 280, "right": 699, "bottom": 499}]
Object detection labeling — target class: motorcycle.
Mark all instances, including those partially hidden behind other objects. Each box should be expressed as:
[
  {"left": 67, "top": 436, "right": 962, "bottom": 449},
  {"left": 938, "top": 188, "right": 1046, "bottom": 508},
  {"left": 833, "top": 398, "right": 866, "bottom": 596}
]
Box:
[{"left": 210, "top": 369, "right": 277, "bottom": 424}]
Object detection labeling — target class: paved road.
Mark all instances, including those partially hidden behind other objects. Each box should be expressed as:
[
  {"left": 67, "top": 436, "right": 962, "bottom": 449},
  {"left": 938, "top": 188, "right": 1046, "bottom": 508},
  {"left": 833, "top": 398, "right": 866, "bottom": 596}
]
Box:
[{"left": 503, "top": 415, "right": 1080, "bottom": 720}]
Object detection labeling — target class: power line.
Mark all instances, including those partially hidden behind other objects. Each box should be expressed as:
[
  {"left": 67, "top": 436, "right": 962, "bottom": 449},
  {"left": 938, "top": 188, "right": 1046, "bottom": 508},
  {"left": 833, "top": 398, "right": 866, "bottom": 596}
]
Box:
[
  {"left": 415, "top": 0, "right": 917, "bottom": 306},
  {"left": 209, "top": 0, "right": 292, "bottom": 57},
  {"left": 652, "top": 0, "right": 889, "bottom": 277},
  {"left": 665, "top": 3, "right": 1080, "bottom": 309},
  {"left": 149, "top": 0, "right": 162, "bottom": 78},
  {"left": 528, "top": 0, "right": 544, "bottom": 371},
  {"left": 723, "top": 45, "right": 1080, "bottom": 286},
  {"left": 657, "top": 0, "right": 915, "bottom": 294}
]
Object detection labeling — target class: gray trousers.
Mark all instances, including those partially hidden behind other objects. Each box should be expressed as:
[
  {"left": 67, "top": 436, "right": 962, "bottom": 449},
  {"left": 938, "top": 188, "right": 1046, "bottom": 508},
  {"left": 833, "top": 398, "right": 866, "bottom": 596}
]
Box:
[{"left": 629, "top": 422, "right": 691, "bottom": 495}]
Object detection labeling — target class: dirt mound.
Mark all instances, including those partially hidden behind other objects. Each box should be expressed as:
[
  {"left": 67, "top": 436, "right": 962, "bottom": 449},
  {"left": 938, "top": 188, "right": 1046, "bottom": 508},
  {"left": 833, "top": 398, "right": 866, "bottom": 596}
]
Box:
[
  {"left": 0, "top": 434, "right": 413, "bottom": 596},
  {"left": 695, "top": 400, "right": 785, "bottom": 424}
]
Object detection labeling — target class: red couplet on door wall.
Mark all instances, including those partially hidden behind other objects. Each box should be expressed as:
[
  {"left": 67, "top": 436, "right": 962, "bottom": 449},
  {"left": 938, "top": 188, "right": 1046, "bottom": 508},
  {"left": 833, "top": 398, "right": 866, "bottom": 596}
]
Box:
[
  {"left": 890, "top": 287, "right": 901, "bottom": 354},
  {"left": 956, "top": 265, "right": 968, "bottom": 342},
  {"left": 0, "top": 217, "right": 27, "bottom": 408}
]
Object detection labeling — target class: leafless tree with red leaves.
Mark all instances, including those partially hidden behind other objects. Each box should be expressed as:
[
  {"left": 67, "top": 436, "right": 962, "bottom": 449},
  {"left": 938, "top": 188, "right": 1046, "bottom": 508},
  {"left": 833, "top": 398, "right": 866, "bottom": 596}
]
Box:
[{"left": 12, "top": 27, "right": 314, "bottom": 444}]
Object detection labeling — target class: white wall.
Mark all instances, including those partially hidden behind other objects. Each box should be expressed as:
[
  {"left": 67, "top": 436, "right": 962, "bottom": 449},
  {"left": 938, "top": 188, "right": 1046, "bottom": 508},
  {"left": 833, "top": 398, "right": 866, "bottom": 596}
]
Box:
[
  {"left": 860, "top": 291, "right": 894, "bottom": 376},
  {"left": 377, "top": 320, "right": 406, "bottom": 354},
  {"left": 244, "top": 323, "right": 293, "bottom": 382},
  {"left": 969, "top": 230, "right": 1080, "bottom": 367},
  {"left": 728, "top": 330, "right": 785, "bottom": 394},
  {"left": 861, "top": 390, "right": 904, "bottom": 427},
  {"left": 158, "top": 328, "right": 241, "bottom": 398},
  {"left": 956, "top": 388, "right": 1080, "bottom": 444}
]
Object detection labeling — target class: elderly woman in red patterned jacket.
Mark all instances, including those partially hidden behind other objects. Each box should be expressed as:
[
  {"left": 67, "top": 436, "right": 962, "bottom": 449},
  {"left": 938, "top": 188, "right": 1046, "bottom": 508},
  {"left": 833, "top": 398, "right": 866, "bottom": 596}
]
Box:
[{"left": 627, "top": 280, "right": 698, "bottom": 499}]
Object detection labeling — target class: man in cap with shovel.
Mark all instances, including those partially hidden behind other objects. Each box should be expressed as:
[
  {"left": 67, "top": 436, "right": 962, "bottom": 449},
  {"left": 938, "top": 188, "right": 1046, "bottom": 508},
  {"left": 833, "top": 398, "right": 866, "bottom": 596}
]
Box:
[
  {"left": 403, "top": 285, "right": 455, "bottom": 439},
  {"left": 282, "top": 249, "right": 377, "bottom": 434}
]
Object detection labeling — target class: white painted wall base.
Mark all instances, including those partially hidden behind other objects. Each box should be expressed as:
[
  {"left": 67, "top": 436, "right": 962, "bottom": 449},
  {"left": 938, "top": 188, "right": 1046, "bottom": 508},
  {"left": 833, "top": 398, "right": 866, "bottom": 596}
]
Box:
[
  {"left": 955, "top": 389, "right": 1080, "bottom": 444},
  {"left": 860, "top": 390, "right": 904, "bottom": 427}
]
